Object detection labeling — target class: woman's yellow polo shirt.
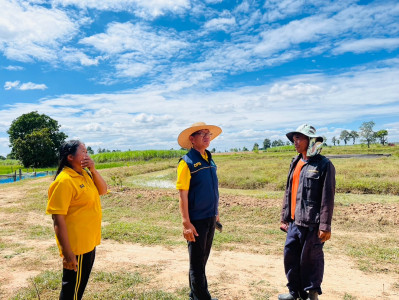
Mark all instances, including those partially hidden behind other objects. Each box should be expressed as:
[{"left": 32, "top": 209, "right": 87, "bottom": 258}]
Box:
[{"left": 47, "top": 167, "right": 102, "bottom": 256}]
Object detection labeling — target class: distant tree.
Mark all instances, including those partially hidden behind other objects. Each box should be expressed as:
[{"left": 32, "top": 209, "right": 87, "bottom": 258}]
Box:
[
  {"left": 322, "top": 136, "right": 327, "bottom": 146},
  {"left": 375, "top": 129, "right": 388, "bottom": 145},
  {"left": 339, "top": 130, "right": 350, "bottom": 145},
  {"left": 211, "top": 148, "right": 216, "bottom": 153},
  {"left": 263, "top": 138, "right": 271, "bottom": 150},
  {"left": 7, "top": 111, "right": 67, "bottom": 167},
  {"left": 252, "top": 143, "right": 259, "bottom": 152},
  {"left": 272, "top": 139, "right": 284, "bottom": 147},
  {"left": 286, "top": 141, "right": 291, "bottom": 146},
  {"left": 87, "top": 146, "right": 94, "bottom": 155},
  {"left": 349, "top": 130, "right": 359, "bottom": 144},
  {"left": 6, "top": 153, "right": 15, "bottom": 159},
  {"left": 336, "top": 139, "right": 340, "bottom": 145},
  {"left": 359, "top": 121, "right": 376, "bottom": 148},
  {"left": 331, "top": 136, "right": 337, "bottom": 146},
  {"left": 242, "top": 146, "right": 248, "bottom": 151},
  {"left": 0, "top": 155, "right": 6, "bottom": 160}
]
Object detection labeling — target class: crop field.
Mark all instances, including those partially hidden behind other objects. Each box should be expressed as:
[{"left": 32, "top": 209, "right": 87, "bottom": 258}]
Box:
[{"left": 0, "top": 145, "right": 398, "bottom": 299}]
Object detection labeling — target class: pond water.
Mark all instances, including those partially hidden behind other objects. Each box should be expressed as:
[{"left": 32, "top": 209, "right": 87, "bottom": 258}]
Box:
[
  {"left": 0, "top": 172, "right": 53, "bottom": 184},
  {"left": 132, "top": 179, "right": 175, "bottom": 188},
  {"left": 129, "top": 169, "right": 176, "bottom": 189}
]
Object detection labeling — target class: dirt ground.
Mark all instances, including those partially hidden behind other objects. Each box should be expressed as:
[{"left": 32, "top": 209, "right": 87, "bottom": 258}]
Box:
[{"left": 0, "top": 179, "right": 398, "bottom": 299}]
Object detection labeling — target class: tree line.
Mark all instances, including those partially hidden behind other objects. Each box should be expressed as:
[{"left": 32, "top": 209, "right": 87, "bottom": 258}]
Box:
[
  {"left": 4, "top": 112, "right": 392, "bottom": 167},
  {"left": 332, "top": 121, "right": 388, "bottom": 148},
  {"left": 248, "top": 121, "right": 389, "bottom": 153}
]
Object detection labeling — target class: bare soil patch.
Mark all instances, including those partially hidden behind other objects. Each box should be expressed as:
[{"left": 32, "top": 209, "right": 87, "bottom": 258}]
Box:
[{"left": 1, "top": 179, "right": 398, "bottom": 299}]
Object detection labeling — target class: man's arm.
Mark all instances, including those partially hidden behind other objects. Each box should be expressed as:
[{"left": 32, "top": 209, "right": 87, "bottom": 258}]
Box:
[
  {"left": 319, "top": 160, "right": 336, "bottom": 241},
  {"left": 179, "top": 189, "right": 198, "bottom": 242}
]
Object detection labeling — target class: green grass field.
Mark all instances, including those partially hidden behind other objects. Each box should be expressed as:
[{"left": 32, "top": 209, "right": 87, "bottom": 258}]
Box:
[{"left": 2, "top": 144, "right": 399, "bottom": 299}]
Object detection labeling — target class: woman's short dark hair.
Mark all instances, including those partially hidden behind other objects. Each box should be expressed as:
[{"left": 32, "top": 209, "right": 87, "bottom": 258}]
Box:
[{"left": 54, "top": 140, "right": 81, "bottom": 179}]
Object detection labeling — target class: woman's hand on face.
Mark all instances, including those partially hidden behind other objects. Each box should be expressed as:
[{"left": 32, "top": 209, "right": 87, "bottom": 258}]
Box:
[{"left": 81, "top": 155, "right": 95, "bottom": 171}]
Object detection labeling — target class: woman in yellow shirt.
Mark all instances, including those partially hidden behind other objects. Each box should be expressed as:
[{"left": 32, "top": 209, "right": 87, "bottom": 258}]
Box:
[{"left": 47, "top": 140, "right": 107, "bottom": 300}]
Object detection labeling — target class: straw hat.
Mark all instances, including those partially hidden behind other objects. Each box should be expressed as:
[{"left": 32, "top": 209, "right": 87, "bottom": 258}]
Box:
[{"left": 178, "top": 122, "right": 222, "bottom": 149}]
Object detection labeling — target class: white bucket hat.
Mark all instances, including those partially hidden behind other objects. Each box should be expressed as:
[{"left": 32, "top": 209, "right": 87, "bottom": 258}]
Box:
[
  {"left": 286, "top": 124, "right": 324, "bottom": 143},
  {"left": 286, "top": 124, "right": 324, "bottom": 157},
  {"left": 177, "top": 122, "right": 222, "bottom": 149}
]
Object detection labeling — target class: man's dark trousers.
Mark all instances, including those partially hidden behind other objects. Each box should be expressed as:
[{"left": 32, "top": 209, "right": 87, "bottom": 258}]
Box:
[
  {"left": 284, "top": 222, "right": 324, "bottom": 298},
  {"left": 188, "top": 216, "right": 216, "bottom": 300}
]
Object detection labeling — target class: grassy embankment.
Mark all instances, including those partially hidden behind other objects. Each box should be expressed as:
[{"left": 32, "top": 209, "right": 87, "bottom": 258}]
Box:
[{"left": 1, "top": 145, "right": 399, "bottom": 299}]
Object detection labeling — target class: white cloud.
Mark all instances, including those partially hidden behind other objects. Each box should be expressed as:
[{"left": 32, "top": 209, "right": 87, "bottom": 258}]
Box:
[
  {"left": 204, "top": 17, "right": 236, "bottom": 32},
  {"left": 80, "top": 22, "right": 189, "bottom": 78},
  {"left": 333, "top": 38, "right": 399, "bottom": 55},
  {"left": 60, "top": 48, "right": 101, "bottom": 66},
  {"left": 0, "top": 0, "right": 79, "bottom": 62},
  {"left": 4, "top": 81, "right": 20, "bottom": 90},
  {"left": 263, "top": 0, "right": 307, "bottom": 22},
  {"left": 19, "top": 82, "right": 48, "bottom": 90},
  {"left": 3, "top": 65, "right": 24, "bottom": 71},
  {"left": 4, "top": 81, "right": 47, "bottom": 90},
  {"left": 80, "top": 22, "right": 188, "bottom": 57},
  {"left": 53, "top": 0, "right": 190, "bottom": 19},
  {"left": 1, "top": 60, "right": 399, "bottom": 156}
]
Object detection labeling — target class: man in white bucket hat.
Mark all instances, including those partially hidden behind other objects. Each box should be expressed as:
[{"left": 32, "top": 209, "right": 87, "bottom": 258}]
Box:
[
  {"left": 176, "top": 122, "right": 222, "bottom": 300},
  {"left": 278, "top": 124, "right": 336, "bottom": 300}
]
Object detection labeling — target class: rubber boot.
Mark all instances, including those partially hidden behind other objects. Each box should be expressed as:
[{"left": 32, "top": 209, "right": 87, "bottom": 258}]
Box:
[{"left": 278, "top": 293, "right": 296, "bottom": 300}]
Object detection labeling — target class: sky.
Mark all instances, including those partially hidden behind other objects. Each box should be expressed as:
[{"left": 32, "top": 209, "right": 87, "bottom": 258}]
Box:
[{"left": 1, "top": 0, "right": 399, "bottom": 156}]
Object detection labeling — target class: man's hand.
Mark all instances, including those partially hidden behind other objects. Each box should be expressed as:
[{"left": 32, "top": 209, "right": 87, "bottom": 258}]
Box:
[
  {"left": 183, "top": 221, "right": 198, "bottom": 242},
  {"left": 319, "top": 230, "right": 331, "bottom": 243},
  {"left": 280, "top": 221, "right": 289, "bottom": 233}
]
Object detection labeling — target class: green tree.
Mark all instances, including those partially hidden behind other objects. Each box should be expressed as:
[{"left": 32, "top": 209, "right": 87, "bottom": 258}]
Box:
[
  {"left": 359, "top": 121, "right": 376, "bottom": 148},
  {"left": 375, "top": 129, "right": 388, "bottom": 145},
  {"left": 7, "top": 111, "right": 67, "bottom": 167},
  {"left": 87, "top": 146, "right": 94, "bottom": 155},
  {"left": 331, "top": 136, "right": 337, "bottom": 146},
  {"left": 272, "top": 139, "right": 284, "bottom": 147},
  {"left": 252, "top": 143, "right": 259, "bottom": 152},
  {"left": 339, "top": 130, "right": 350, "bottom": 145},
  {"left": 322, "top": 136, "right": 327, "bottom": 146},
  {"left": 263, "top": 138, "right": 271, "bottom": 150},
  {"left": 242, "top": 146, "right": 248, "bottom": 151},
  {"left": 349, "top": 130, "right": 359, "bottom": 144}
]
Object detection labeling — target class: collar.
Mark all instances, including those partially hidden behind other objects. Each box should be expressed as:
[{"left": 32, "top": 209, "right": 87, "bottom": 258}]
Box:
[
  {"left": 63, "top": 166, "right": 83, "bottom": 178},
  {"left": 190, "top": 148, "right": 212, "bottom": 160}
]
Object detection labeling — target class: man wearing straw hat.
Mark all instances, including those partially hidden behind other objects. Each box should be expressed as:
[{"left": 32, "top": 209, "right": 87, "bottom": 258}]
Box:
[
  {"left": 278, "top": 124, "right": 335, "bottom": 300},
  {"left": 176, "top": 122, "right": 222, "bottom": 300}
]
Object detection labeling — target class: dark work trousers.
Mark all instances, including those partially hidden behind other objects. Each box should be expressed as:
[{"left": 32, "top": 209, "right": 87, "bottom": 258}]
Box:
[
  {"left": 284, "top": 223, "right": 324, "bottom": 299},
  {"left": 60, "top": 248, "right": 96, "bottom": 300},
  {"left": 188, "top": 216, "right": 216, "bottom": 300}
]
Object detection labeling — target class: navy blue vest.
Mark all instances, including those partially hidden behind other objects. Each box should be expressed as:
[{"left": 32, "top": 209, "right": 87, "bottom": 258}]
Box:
[{"left": 181, "top": 148, "right": 219, "bottom": 221}]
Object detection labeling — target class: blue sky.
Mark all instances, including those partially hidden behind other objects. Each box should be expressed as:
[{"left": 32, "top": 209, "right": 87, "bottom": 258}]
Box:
[{"left": 1, "top": 0, "right": 399, "bottom": 156}]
